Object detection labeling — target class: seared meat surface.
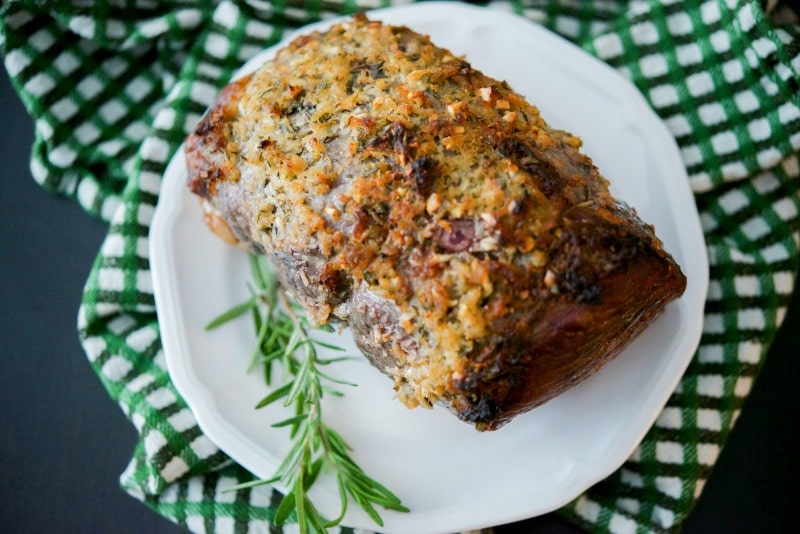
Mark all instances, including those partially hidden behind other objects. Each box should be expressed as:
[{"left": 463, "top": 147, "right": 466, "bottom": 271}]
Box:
[{"left": 185, "top": 15, "right": 686, "bottom": 430}]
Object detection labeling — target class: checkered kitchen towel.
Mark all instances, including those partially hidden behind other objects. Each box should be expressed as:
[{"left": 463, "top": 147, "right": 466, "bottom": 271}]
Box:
[{"left": 2, "top": 0, "right": 798, "bottom": 532}]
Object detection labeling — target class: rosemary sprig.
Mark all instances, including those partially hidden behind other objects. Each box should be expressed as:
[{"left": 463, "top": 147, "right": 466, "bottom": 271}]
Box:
[{"left": 205, "top": 254, "right": 408, "bottom": 532}]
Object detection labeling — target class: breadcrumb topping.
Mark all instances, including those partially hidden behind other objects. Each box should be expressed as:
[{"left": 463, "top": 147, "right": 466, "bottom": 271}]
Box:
[{"left": 197, "top": 16, "right": 628, "bottom": 410}]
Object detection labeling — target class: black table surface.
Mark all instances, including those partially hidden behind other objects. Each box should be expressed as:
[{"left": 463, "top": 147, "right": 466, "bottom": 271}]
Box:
[{"left": 2, "top": 65, "right": 798, "bottom": 533}]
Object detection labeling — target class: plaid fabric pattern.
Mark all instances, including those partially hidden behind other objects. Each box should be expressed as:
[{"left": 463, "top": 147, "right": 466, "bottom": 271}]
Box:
[{"left": 2, "top": 1, "right": 798, "bottom": 532}]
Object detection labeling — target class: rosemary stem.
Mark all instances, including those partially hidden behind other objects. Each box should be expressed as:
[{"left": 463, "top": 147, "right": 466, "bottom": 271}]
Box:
[{"left": 219, "top": 255, "right": 407, "bottom": 529}]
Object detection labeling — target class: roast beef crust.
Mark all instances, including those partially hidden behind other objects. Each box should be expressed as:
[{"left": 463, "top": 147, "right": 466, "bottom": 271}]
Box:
[{"left": 185, "top": 15, "right": 687, "bottom": 430}]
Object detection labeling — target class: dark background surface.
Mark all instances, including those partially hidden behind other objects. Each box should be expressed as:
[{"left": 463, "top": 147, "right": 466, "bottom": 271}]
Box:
[{"left": 1, "top": 63, "right": 798, "bottom": 533}]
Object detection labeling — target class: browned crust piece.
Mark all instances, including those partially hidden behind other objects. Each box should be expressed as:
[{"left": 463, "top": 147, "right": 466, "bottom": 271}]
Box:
[{"left": 185, "top": 14, "right": 687, "bottom": 430}]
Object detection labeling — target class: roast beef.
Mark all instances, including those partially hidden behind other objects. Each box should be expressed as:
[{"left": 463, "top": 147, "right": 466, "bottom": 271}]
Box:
[{"left": 185, "top": 15, "right": 687, "bottom": 430}]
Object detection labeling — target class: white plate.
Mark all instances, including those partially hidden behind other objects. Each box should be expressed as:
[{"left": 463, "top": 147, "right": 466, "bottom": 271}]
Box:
[{"left": 150, "top": 3, "right": 708, "bottom": 533}]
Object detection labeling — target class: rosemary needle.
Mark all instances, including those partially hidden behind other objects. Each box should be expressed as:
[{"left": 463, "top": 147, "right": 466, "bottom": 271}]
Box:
[{"left": 208, "top": 254, "right": 408, "bottom": 532}]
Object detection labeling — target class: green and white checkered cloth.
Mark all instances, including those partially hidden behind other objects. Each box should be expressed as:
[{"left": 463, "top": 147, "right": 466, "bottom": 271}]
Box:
[{"left": 3, "top": 0, "right": 799, "bottom": 532}]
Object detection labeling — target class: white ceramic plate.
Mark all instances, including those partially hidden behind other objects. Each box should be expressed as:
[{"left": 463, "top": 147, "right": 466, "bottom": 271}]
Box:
[{"left": 151, "top": 3, "right": 708, "bottom": 533}]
